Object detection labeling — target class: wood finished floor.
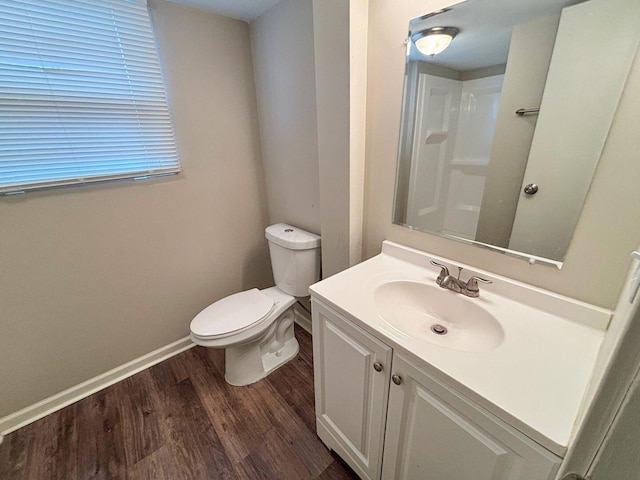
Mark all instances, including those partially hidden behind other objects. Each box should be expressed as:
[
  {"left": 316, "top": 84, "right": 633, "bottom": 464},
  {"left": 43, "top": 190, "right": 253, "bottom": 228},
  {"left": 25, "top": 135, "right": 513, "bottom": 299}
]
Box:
[{"left": 0, "top": 327, "right": 358, "bottom": 480}]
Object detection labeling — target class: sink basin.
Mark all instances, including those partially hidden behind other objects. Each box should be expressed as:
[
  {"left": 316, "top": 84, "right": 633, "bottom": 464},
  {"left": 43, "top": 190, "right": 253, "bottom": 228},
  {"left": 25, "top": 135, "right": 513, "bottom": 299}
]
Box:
[{"left": 374, "top": 280, "right": 504, "bottom": 352}]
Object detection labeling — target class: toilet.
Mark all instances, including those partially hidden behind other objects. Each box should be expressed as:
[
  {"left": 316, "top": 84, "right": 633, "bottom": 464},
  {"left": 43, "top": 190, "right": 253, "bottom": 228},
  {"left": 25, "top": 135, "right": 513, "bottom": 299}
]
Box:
[{"left": 190, "top": 223, "right": 321, "bottom": 386}]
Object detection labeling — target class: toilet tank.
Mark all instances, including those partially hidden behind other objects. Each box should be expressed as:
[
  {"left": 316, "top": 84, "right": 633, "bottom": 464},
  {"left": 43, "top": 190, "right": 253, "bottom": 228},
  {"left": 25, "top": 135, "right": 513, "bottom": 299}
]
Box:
[{"left": 265, "top": 223, "right": 321, "bottom": 297}]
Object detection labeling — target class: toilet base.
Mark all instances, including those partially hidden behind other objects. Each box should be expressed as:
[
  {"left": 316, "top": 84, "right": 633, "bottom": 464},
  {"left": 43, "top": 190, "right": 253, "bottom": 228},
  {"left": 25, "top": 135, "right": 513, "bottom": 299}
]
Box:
[{"left": 224, "top": 307, "right": 299, "bottom": 386}]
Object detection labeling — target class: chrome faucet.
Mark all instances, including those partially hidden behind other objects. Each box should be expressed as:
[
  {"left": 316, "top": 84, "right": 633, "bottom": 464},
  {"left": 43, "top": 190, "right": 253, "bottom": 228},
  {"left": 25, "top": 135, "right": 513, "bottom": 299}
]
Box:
[{"left": 430, "top": 261, "right": 492, "bottom": 298}]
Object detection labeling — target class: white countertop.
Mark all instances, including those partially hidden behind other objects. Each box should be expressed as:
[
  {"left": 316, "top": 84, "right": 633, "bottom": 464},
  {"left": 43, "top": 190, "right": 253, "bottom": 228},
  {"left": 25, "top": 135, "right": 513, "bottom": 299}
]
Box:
[{"left": 309, "top": 242, "right": 610, "bottom": 457}]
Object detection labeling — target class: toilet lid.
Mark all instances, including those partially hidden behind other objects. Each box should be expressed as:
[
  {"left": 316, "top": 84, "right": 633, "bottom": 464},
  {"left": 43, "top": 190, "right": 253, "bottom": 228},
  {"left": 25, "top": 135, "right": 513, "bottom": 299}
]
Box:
[{"left": 190, "top": 289, "right": 275, "bottom": 338}]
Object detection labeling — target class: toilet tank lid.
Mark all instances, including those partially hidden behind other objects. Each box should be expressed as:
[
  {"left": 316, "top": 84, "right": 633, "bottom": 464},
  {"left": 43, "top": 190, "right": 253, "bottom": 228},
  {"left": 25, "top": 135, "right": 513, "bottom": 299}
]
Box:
[{"left": 265, "top": 223, "right": 321, "bottom": 250}]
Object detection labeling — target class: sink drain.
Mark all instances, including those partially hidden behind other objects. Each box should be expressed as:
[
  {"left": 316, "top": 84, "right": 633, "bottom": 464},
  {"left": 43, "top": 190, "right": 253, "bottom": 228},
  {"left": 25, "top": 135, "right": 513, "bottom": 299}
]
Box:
[{"left": 431, "top": 324, "right": 448, "bottom": 335}]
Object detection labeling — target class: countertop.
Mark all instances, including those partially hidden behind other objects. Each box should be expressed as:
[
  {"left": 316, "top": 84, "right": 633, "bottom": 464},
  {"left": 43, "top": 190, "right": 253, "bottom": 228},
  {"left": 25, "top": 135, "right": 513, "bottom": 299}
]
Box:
[{"left": 309, "top": 241, "right": 610, "bottom": 457}]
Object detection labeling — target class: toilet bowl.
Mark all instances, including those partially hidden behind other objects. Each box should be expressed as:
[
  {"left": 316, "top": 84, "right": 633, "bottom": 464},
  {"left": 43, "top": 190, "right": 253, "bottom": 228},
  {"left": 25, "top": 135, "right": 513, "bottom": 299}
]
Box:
[{"left": 190, "top": 224, "right": 321, "bottom": 386}]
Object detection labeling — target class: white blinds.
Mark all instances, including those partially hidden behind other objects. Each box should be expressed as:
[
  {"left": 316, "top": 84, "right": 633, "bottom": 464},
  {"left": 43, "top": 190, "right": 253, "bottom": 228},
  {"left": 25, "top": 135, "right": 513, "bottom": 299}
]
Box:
[{"left": 0, "top": 0, "right": 180, "bottom": 194}]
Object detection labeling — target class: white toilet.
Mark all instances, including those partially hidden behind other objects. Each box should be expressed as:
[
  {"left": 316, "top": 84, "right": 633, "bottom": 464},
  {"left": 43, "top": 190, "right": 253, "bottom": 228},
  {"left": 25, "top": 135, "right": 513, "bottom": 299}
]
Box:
[{"left": 189, "top": 223, "right": 321, "bottom": 386}]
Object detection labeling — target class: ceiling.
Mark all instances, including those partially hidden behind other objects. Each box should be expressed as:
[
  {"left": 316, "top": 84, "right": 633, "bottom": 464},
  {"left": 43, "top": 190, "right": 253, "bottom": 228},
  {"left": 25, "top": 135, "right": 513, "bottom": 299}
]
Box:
[
  {"left": 164, "top": 0, "right": 283, "bottom": 22},
  {"left": 409, "top": 0, "right": 584, "bottom": 71}
]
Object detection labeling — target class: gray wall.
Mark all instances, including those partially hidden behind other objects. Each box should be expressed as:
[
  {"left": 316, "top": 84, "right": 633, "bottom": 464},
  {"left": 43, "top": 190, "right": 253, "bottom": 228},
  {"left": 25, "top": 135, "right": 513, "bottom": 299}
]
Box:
[
  {"left": 250, "top": 0, "right": 321, "bottom": 235},
  {"left": 0, "top": 0, "right": 272, "bottom": 417},
  {"left": 363, "top": 0, "right": 640, "bottom": 309}
]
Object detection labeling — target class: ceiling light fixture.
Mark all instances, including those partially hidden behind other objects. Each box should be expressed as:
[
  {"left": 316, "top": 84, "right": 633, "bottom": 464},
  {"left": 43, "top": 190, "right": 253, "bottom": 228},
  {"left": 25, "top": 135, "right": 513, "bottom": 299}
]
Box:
[{"left": 412, "top": 27, "right": 459, "bottom": 56}]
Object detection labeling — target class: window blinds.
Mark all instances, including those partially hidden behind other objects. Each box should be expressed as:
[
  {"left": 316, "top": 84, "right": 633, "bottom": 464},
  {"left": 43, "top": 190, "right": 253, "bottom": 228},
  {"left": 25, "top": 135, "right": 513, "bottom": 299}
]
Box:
[{"left": 0, "top": 0, "right": 180, "bottom": 194}]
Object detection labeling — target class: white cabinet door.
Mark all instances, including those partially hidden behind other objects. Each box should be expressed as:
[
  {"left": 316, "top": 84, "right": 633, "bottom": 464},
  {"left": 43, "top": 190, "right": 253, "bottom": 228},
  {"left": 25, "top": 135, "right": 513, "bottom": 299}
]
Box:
[
  {"left": 382, "top": 354, "right": 561, "bottom": 480},
  {"left": 312, "top": 299, "right": 393, "bottom": 480}
]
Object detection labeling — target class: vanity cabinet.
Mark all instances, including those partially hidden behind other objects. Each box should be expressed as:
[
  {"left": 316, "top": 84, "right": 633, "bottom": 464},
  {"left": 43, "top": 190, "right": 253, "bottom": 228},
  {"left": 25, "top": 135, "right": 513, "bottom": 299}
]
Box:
[
  {"left": 382, "top": 353, "right": 561, "bottom": 480},
  {"left": 312, "top": 300, "right": 392, "bottom": 480},
  {"left": 312, "top": 299, "right": 562, "bottom": 480}
]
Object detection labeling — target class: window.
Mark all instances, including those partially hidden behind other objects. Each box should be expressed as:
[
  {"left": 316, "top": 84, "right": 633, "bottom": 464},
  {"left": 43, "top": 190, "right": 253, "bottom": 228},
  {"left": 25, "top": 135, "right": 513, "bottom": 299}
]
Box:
[{"left": 0, "top": 0, "right": 180, "bottom": 194}]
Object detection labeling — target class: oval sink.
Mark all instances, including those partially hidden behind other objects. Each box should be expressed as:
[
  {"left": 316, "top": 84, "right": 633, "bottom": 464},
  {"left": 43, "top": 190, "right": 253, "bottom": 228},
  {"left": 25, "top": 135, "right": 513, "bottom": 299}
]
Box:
[{"left": 374, "top": 281, "right": 504, "bottom": 352}]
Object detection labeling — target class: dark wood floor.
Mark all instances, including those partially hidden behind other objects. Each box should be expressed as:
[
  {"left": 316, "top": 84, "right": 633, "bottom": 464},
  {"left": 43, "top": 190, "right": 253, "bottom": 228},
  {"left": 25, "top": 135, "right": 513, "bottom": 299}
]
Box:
[{"left": 0, "top": 326, "right": 358, "bottom": 480}]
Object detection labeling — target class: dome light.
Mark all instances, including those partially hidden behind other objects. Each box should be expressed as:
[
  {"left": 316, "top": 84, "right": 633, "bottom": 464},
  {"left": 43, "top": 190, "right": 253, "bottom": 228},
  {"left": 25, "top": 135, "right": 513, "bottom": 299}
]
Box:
[{"left": 412, "top": 27, "right": 459, "bottom": 56}]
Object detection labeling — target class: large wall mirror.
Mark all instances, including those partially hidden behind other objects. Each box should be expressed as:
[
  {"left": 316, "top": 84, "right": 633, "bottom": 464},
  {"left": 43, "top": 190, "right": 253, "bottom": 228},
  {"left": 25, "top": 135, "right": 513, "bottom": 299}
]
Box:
[{"left": 393, "top": 0, "right": 640, "bottom": 266}]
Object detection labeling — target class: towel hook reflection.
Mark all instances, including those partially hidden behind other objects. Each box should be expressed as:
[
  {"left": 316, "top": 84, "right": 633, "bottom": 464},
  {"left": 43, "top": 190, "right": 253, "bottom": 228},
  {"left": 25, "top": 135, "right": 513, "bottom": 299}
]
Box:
[{"left": 515, "top": 108, "right": 540, "bottom": 116}]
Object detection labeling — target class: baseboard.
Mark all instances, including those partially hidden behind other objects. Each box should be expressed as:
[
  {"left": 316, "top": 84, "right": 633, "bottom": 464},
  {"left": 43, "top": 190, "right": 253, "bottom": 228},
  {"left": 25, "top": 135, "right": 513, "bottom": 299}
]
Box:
[
  {"left": 294, "top": 303, "right": 312, "bottom": 334},
  {"left": 0, "top": 336, "right": 195, "bottom": 436}
]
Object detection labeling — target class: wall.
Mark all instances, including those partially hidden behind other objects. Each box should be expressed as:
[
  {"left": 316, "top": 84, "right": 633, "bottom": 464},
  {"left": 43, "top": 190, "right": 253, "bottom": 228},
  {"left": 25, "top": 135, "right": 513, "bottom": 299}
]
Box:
[
  {"left": 313, "top": 0, "right": 352, "bottom": 277},
  {"left": 251, "top": 0, "right": 367, "bottom": 277},
  {"left": 459, "top": 64, "right": 505, "bottom": 81},
  {"left": 313, "top": 0, "right": 369, "bottom": 278},
  {"left": 0, "top": 0, "right": 272, "bottom": 417},
  {"left": 579, "top": 251, "right": 640, "bottom": 433},
  {"left": 349, "top": 0, "right": 369, "bottom": 268},
  {"left": 476, "top": 14, "right": 559, "bottom": 248},
  {"left": 363, "top": 0, "right": 640, "bottom": 308},
  {"left": 560, "top": 252, "right": 640, "bottom": 477},
  {"left": 588, "top": 367, "right": 640, "bottom": 480},
  {"left": 250, "top": 0, "right": 321, "bottom": 234}
]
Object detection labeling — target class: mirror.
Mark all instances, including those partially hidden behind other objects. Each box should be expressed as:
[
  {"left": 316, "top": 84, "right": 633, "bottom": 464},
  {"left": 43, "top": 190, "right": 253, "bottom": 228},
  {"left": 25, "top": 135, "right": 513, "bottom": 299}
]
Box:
[{"left": 393, "top": 0, "right": 640, "bottom": 266}]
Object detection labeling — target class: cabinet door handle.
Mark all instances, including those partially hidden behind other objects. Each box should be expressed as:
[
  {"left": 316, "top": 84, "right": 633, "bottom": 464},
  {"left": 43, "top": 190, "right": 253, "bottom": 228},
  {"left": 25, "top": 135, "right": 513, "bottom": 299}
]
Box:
[
  {"left": 373, "top": 362, "right": 383, "bottom": 372},
  {"left": 392, "top": 374, "right": 402, "bottom": 385}
]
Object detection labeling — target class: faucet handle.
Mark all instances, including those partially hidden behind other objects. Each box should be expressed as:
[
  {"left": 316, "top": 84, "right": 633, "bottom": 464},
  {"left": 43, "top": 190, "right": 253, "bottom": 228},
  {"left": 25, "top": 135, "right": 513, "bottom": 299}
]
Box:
[
  {"left": 430, "top": 261, "right": 449, "bottom": 285},
  {"left": 465, "top": 276, "right": 493, "bottom": 294}
]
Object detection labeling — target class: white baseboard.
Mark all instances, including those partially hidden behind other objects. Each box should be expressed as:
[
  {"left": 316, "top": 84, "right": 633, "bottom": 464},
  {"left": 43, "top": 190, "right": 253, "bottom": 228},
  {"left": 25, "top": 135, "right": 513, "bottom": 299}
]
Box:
[
  {"left": 0, "top": 336, "right": 195, "bottom": 437},
  {"left": 293, "top": 303, "right": 312, "bottom": 334}
]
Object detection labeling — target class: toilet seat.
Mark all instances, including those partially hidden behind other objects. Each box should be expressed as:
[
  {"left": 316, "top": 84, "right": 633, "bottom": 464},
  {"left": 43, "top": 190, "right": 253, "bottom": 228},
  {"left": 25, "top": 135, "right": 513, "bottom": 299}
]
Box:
[{"left": 190, "top": 288, "right": 275, "bottom": 340}]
